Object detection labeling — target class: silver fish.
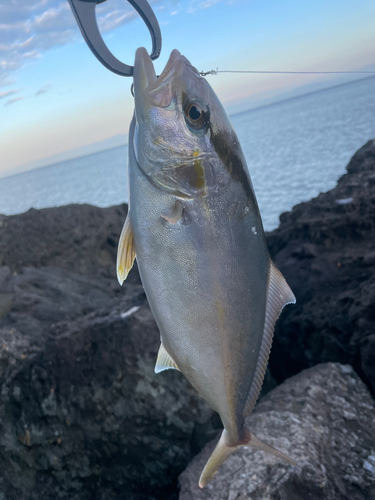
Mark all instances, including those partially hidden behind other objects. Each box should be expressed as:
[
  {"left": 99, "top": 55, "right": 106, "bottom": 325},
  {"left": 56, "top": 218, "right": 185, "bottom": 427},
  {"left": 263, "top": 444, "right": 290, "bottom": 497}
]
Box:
[{"left": 117, "top": 47, "right": 296, "bottom": 487}]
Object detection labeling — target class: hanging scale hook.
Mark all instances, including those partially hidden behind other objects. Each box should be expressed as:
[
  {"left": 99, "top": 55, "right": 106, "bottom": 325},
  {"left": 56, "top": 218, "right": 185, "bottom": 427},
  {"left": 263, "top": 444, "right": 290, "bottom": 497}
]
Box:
[{"left": 67, "top": 0, "right": 162, "bottom": 77}]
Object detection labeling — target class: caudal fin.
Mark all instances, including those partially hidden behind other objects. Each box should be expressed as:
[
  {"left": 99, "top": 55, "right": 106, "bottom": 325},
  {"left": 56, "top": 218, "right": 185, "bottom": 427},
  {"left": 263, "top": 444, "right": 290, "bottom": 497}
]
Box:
[{"left": 199, "top": 429, "right": 296, "bottom": 488}]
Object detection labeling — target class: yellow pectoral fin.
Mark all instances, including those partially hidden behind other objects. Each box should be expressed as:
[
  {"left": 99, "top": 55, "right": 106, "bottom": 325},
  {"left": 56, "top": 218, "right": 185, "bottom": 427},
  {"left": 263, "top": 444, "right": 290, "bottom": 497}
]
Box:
[{"left": 116, "top": 215, "right": 136, "bottom": 285}]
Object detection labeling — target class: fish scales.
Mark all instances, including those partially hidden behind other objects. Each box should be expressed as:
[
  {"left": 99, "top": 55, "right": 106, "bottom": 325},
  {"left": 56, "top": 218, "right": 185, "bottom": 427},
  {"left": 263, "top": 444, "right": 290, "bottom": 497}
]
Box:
[{"left": 117, "top": 47, "right": 296, "bottom": 487}]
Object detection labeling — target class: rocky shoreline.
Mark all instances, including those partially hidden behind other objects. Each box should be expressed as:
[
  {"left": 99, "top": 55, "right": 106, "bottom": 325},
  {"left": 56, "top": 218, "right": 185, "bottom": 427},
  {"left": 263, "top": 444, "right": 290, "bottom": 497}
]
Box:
[
  {"left": 268, "top": 139, "right": 375, "bottom": 396},
  {"left": 0, "top": 140, "right": 374, "bottom": 499}
]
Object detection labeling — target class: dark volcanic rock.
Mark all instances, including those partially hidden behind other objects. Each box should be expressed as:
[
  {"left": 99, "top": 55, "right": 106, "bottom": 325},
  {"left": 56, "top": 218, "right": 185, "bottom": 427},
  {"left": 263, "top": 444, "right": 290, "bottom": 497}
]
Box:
[
  {"left": 0, "top": 302, "right": 212, "bottom": 500},
  {"left": 179, "top": 363, "right": 375, "bottom": 500},
  {"left": 0, "top": 204, "right": 214, "bottom": 500},
  {"left": 0, "top": 203, "right": 139, "bottom": 283},
  {"left": 267, "top": 139, "right": 375, "bottom": 395}
]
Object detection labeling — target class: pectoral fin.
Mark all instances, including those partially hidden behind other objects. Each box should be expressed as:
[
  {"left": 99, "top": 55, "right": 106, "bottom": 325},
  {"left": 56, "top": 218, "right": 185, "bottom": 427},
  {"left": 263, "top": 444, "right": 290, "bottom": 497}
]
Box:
[
  {"left": 161, "top": 200, "right": 184, "bottom": 224},
  {"left": 155, "top": 343, "right": 181, "bottom": 373},
  {"left": 244, "top": 261, "right": 296, "bottom": 417},
  {"left": 117, "top": 216, "right": 136, "bottom": 285}
]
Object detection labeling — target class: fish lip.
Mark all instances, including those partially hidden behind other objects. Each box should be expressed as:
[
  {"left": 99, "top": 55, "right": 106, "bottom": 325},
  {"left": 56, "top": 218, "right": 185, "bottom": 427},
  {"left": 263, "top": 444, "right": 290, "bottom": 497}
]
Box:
[
  {"left": 146, "top": 48, "right": 182, "bottom": 92},
  {"left": 134, "top": 48, "right": 189, "bottom": 110},
  {"left": 133, "top": 48, "right": 183, "bottom": 90},
  {"left": 134, "top": 47, "right": 157, "bottom": 93},
  {"left": 133, "top": 48, "right": 184, "bottom": 95},
  {"left": 133, "top": 47, "right": 157, "bottom": 122}
]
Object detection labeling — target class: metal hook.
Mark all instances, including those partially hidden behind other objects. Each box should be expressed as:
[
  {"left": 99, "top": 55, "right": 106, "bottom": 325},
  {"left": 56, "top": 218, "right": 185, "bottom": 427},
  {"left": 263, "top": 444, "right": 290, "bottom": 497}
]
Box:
[{"left": 67, "top": 0, "right": 162, "bottom": 77}]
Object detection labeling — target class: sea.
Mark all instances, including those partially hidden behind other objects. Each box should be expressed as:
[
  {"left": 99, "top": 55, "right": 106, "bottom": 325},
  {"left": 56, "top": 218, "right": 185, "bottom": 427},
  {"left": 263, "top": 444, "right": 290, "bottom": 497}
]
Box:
[{"left": 1, "top": 76, "right": 374, "bottom": 232}]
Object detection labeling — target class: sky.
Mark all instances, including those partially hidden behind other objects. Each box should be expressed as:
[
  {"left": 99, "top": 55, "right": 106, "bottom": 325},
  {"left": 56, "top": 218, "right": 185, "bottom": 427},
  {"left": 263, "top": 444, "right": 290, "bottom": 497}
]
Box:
[{"left": 1, "top": 0, "right": 375, "bottom": 178}]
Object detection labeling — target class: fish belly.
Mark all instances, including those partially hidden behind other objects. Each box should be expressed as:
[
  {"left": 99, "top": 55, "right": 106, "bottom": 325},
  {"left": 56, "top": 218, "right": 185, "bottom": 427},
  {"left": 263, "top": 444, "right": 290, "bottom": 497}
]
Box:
[{"left": 129, "top": 145, "right": 269, "bottom": 440}]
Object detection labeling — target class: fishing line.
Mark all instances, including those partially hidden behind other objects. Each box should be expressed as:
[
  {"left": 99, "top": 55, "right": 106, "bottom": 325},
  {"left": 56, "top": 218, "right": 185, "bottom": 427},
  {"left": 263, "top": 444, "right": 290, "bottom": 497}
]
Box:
[
  {"left": 200, "top": 69, "right": 375, "bottom": 76},
  {"left": 130, "top": 69, "right": 375, "bottom": 95}
]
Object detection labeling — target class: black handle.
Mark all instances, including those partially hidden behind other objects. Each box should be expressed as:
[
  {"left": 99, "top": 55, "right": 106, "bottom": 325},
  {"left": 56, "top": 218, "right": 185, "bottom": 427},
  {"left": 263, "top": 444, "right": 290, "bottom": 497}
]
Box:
[{"left": 67, "top": 0, "right": 162, "bottom": 76}]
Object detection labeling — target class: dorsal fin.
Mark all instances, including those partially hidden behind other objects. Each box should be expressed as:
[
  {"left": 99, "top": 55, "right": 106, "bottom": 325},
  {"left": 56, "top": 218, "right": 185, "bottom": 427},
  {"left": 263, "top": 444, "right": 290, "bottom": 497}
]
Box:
[
  {"left": 243, "top": 261, "right": 296, "bottom": 417},
  {"left": 117, "top": 215, "right": 136, "bottom": 285},
  {"left": 155, "top": 343, "right": 181, "bottom": 373}
]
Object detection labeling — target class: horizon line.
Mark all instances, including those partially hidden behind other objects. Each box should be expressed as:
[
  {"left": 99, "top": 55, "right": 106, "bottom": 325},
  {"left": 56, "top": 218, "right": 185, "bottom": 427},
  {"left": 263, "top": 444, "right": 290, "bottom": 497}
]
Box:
[
  {"left": 0, "top": 143, "right": 128, "bottom": 182},
  {"left": 230, "top": 74, "right": 375, "bottom": 118},
  {"left": 1, "top": 73, "right": 374, "bottom": 182}
]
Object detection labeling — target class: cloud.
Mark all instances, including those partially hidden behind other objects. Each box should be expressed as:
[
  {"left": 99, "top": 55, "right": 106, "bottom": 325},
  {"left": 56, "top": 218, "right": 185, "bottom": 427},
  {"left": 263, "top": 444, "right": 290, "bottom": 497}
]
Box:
[
  {"left": 0, "top": 0, "right": 160, "bottom": 82},
  {"left": 96, "top": 8, "right": 138, "bottom": 32},
  {"left": 5, "top": 96, "right": 24, "bottom": 106},
  {"left": 0, "top": 1, "right": 77, "bottom": 83},
  {"left": 0, "top": 88, "right": 21, "bottom": 99},
  {"left": 35, "top": 84, "right": 51, "bottom": 96},
  {"left": 0, "top": 0, "right": 223, "bottom": 85},
  {"left": 186, "top": 0, "right": 223, "bottom": 13}
]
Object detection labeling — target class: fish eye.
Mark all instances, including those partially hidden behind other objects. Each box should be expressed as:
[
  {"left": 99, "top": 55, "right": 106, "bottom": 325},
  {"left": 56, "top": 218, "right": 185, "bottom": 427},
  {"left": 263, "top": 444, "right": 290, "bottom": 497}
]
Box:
[
  {"left": 188, "top": 105, "right": 202, "bottom": 121},
  {"left": 184, "top": 101, "right": 209, "bottom": 131}
]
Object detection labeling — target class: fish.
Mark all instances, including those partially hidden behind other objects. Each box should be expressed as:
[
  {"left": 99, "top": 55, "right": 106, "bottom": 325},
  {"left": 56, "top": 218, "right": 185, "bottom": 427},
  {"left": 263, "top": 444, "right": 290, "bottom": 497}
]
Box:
[{"left": 117, "top": 47, "right": 296, "bottom": 487}]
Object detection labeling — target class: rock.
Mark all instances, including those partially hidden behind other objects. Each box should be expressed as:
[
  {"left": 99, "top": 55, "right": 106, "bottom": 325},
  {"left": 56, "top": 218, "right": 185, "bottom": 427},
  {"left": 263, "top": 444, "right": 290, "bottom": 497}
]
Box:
[
  {"left": 0, "top": 204, "right": 215, "bottom": 500},
  {"left": 179, "top": 363, "right": 375, "bottom": 500},
  {"left": 267, "top": 140, "right": 375, "bottom": 395},
  {"left": 0, "top": 298, "right": 213, "bottom": 500},
  {"left": 0, "top": 203, "right": 140, "bottom": 283}
]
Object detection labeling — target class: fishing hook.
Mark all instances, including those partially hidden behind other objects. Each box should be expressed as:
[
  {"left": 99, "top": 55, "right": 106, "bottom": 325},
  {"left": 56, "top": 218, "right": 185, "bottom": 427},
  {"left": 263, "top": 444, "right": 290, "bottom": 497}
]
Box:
[{"left": 67, "top": 0, "right": 162, "bottom": 76}]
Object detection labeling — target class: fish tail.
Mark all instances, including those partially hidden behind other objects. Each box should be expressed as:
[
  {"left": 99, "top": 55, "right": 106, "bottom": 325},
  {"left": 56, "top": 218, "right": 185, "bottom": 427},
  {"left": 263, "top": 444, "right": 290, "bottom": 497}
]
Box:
[
  {"left": 199, "top": 430, "right": 238, "bottom": 488},
  {"left": 199, "top": 428, "right": 296, "bottom": 488}
]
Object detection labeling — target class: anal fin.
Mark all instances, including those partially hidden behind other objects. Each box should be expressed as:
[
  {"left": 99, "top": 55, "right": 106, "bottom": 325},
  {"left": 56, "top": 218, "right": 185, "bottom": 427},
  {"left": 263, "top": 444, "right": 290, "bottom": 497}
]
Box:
[
  {"left": 117, "top": 215, "right": 136, "bottom": 285},
  {"left": 243, "top": 261, "right": 296, "bottom": 417},
  {"left": 155, "top": 343, "right": 181, "bottom": 373}
]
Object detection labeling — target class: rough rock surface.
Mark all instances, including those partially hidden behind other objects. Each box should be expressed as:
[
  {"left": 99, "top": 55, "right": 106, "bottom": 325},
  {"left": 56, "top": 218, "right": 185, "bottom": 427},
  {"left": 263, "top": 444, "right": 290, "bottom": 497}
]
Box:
[
  {"left": 268, "top": 140, "right": 375, "bottom": 395},
  {"left": 0, "top": 204, "right": 214, "bottom": 500},
  {"left": 179, "top": 362, "right": 375, "bottom": 500},
  {"left": 0, "top": 203, "right": 139, "bottom": 282}
]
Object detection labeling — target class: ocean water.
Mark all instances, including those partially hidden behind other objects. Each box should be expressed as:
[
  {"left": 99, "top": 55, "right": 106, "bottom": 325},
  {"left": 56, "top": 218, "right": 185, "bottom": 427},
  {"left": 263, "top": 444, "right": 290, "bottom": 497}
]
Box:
[{"left": 1, "top": 76, "right": 374, "bottom": 231}]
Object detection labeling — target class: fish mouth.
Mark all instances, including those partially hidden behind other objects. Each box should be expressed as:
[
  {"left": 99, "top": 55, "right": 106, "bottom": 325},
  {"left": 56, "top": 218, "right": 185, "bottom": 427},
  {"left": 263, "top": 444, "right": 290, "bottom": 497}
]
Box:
[
  {"left": 134, "top": 48, "right": 190, "bottom": 110},
  {"left": 133, "top": 47, "right": 158, "bottom": 94}
]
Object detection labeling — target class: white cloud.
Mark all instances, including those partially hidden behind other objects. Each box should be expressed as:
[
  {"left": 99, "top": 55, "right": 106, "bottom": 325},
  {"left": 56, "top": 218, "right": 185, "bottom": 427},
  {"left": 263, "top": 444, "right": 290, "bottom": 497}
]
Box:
[
  {"left": 0, "top": 0, "right": 162, "bottom": 83},
  {"left": 5, "top": 96, "right": 24, "bottom": 106},
  {"left": 0, "top": 1, "right": 77, "bottom": 81},
  {"left": 187, "top": 0, "right": 224, "bottom": 13},
  {"left": 0, "top": 88, "right": 20, "bottom": 99},
  {"left": 0, "top": 0, "right": 225, "bottom": 87},
  {"left": 35, "top": 83, "right": 51, "bottom": 96},
  {"left": 97, "top": 9, "right": 138, "bottom": 32}
]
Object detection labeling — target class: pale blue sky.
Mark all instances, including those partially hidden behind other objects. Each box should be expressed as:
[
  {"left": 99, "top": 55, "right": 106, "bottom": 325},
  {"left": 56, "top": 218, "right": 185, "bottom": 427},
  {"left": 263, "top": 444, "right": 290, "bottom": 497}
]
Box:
[{"left": 1, "top": 0, "right": 375, "bottom": 177}]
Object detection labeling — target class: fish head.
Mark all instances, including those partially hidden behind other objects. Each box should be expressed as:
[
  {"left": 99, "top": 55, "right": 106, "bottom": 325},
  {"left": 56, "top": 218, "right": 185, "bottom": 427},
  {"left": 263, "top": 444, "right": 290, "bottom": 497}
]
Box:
[{"left": 133, "top": 47, "right": 250, "bottom": 198}]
